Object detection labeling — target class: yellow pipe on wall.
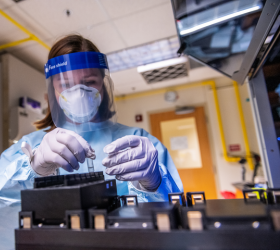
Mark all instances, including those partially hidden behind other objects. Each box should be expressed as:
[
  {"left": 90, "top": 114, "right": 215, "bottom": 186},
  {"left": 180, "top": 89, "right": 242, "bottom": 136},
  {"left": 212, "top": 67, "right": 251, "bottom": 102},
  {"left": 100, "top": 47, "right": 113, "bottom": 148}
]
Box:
[
  {"left": 0, "top": 9, "right": 50, "bottom": 50},
  {"left": 233, "top": 81, "right": 254, "bottom": 170},
  {"left": 205, "top": 81, "right": 240, "bottom": 163},
  {"left": 0, "top": 37, "right": 33, "bottom": 50},
  {"left": 115, "top": 79, "right": 255, "bottom": 165}
]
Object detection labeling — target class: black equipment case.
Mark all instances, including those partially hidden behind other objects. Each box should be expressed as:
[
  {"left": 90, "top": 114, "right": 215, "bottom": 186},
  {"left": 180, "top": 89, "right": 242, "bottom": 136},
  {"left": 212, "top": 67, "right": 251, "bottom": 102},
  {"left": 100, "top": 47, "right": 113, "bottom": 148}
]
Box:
[{"left": 15, "top": 173, "right": 280, "bottom": 250}]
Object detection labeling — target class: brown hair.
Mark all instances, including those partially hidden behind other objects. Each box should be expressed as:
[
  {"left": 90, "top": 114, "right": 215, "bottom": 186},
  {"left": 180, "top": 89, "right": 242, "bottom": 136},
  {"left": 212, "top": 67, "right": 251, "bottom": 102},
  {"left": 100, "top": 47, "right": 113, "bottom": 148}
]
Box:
[{"left": 35, "top": 35, "right": 109, "bottom": 132}]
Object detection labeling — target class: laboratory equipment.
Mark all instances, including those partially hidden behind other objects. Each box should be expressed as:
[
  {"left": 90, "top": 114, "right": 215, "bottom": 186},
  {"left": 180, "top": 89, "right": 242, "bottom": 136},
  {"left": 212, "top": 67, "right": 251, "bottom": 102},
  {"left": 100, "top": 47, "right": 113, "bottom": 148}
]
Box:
[
  {"left": 15, "top": 174, "right": 280, "bottom": 250},
  {"left": 172, "top": 0, "right": 280, "bottom": 84},
  {"left": 20, "top": 172, "right": 117, "bottom": 228}
]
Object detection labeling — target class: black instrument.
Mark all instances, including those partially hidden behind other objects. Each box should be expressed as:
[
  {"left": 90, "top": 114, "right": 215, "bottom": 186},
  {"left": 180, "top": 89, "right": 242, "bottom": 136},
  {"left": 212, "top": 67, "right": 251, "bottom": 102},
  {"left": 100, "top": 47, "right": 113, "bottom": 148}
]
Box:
[{"left": 15, "top": 173, "right": 280, "bottom": 250}]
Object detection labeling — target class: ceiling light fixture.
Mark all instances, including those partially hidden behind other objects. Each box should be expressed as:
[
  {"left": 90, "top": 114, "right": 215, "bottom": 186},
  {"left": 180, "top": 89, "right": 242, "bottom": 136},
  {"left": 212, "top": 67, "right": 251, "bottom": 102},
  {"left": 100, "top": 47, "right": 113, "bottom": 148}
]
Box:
[
  {"left": 180, "top": 5, "right": 261, "bottom": 36},
  {"left": 107, "top": 36, "right": 179, "bottom": 72},
  {"left": 175, "top": 106, "right": 195, "bottom": 115},
  {"left": 137, "top": 57, "right": 187, "bottom": 73}
]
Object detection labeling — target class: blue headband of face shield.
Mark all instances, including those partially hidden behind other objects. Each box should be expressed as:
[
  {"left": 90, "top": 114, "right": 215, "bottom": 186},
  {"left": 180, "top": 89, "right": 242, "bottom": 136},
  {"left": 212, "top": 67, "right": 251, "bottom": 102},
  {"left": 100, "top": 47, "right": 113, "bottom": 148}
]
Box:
[{"left": 44, "top": 51, "right": 109, "bottom": 79}]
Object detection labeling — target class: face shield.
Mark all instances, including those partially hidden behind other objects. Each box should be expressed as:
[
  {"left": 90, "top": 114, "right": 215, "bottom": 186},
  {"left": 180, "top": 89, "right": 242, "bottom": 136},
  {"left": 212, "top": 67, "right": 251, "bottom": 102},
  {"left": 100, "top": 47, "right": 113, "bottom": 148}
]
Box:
[{"left": 44, "top": 51, "right": 116, "bottom": 133}]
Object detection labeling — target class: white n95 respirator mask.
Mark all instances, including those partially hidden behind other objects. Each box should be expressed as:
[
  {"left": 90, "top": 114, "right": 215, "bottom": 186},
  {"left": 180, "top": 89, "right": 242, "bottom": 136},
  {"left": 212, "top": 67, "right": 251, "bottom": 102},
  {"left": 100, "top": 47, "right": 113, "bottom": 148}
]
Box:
[{"left": 58, "top": 84, "right": 101, "bottom": 124}]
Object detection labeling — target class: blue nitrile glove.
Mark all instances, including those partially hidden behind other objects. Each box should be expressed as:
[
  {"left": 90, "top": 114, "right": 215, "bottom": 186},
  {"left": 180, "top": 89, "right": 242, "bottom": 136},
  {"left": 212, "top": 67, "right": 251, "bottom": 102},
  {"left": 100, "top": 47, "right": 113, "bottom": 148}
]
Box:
[
  {"left": 102, "top": 135, "right": 161, "bottom": 191},
  {"left": 29, "top": 128, "right": 95, "bottom": 176}
]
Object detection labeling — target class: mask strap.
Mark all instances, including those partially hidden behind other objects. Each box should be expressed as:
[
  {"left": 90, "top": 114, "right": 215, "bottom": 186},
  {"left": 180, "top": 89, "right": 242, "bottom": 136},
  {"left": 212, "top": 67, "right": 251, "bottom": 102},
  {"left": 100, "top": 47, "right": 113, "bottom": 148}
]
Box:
[{"left": 55, "top": 88, "right": 67, "bottom": 102}]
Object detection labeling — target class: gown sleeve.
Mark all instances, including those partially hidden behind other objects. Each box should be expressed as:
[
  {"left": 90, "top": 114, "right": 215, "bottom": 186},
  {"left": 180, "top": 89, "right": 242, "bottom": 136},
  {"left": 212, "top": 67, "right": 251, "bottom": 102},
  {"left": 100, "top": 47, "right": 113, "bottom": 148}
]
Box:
[
  {"left": 127, "top": 128, "right": 183, "bottom": 202},
  {"left": 0, "top": 131, "right": 44, "bottom": 207}
]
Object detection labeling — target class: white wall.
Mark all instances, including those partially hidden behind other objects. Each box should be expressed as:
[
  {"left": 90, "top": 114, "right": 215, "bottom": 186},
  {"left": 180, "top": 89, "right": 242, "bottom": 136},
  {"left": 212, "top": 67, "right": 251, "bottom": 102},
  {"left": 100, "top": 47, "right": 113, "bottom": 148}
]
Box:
[
  {"left": 0, "top": 54, "right": 47, "bottom": 150},
  {"left": 8, "top": 54, "right": 46, "bottom": 110},
  {"left": 116, "top": 76, "right": 260, "bottom": 195},
  {"left": 116, "top": 85, "right": 206, "bottom": 132}
]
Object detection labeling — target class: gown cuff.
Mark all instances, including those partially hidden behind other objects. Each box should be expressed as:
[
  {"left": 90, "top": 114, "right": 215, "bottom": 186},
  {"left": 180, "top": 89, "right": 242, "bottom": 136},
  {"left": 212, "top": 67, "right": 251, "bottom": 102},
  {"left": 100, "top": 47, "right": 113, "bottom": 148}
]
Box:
[
  {"left": 128, "top": 163, "right": 173, "bottom": 202},
  {"left": 24, "top": 155, "right": 43, "bottom": 178}
]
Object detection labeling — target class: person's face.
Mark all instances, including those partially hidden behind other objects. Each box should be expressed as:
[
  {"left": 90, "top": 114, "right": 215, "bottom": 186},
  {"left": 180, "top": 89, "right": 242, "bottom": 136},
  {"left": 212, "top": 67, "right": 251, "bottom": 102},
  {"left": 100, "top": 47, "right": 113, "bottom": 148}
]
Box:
[{"left": 52, "top": 68, "right": 104, "bottom": 103}]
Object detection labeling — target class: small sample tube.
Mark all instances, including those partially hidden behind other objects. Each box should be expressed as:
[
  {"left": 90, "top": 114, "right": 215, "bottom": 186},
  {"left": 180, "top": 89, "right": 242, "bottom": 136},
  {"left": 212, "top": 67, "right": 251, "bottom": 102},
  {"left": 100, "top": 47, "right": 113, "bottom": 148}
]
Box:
[{"left": 87, "top": 158, "right": 94, "bottom": 173}]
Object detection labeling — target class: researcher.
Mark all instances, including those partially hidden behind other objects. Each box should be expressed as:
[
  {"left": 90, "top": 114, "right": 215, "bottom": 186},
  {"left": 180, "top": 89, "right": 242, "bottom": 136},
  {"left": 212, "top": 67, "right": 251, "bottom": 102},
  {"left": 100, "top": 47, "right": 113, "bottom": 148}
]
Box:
[{"left": 0, "top": 35, "right": 183, "bottom": 205}]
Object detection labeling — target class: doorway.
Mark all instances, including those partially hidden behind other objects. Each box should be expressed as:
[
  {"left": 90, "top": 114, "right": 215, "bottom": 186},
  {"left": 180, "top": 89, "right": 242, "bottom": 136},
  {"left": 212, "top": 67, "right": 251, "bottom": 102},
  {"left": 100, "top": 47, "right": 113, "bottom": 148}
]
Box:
[{"left": 150, "top": 107, "right": 217, "bottom": 199}]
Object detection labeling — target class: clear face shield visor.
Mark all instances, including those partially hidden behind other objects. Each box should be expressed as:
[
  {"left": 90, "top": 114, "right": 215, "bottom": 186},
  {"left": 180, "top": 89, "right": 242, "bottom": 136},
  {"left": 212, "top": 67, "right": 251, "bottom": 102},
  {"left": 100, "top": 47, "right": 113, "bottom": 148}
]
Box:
[{"left": 45, "top": 52, "right": 116, "bottom": 133}]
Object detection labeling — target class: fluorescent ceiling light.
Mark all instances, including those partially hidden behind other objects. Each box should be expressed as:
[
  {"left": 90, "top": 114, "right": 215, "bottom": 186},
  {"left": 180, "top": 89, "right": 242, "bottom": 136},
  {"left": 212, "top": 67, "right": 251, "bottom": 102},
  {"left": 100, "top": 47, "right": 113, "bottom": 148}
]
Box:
[
  {"left": 180, "top": 5, "right": 261, "bottom": 36},
  {"left": 107, "top": 36, "right": 180, "bottom": 72},
  {"left": 137, "top": 57, "right": 187, "bottom": 73}
]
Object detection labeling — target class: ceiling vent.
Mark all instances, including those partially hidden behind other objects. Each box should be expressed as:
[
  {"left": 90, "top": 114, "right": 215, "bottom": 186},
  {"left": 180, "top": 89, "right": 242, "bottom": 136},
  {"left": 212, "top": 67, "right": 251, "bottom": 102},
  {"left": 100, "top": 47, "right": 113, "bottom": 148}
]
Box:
[{"left": 137, "top": 57, "right": 188, "bottom": 84}]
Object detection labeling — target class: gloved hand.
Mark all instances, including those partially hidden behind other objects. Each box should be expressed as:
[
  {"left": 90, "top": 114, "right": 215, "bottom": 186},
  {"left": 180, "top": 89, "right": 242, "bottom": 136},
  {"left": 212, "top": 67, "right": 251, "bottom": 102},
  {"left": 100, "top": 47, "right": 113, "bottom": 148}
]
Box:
[
  {"left": 102, "top": 135, "right": 161, "bottom": 191},
  {"left": 31, "top": 128, "right": 95, "bottom": 176}
]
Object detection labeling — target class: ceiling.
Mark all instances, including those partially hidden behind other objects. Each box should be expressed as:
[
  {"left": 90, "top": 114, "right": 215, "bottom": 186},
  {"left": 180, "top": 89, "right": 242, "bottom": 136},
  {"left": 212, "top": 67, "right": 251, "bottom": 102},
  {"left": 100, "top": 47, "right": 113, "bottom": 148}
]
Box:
[{"left": 0, "top": 0, "right": 223, "bottom": 96}]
